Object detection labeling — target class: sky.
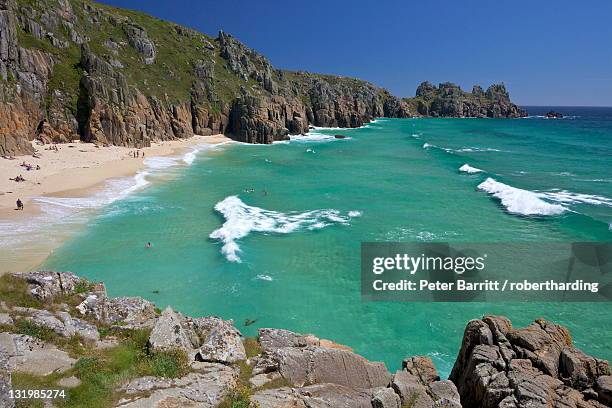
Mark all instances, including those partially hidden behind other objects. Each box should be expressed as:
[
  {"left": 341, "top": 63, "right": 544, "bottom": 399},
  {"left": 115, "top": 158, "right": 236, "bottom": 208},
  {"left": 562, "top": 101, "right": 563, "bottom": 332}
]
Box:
[{"left": 98, "top": 0, "right": 612, "bottom": 106}]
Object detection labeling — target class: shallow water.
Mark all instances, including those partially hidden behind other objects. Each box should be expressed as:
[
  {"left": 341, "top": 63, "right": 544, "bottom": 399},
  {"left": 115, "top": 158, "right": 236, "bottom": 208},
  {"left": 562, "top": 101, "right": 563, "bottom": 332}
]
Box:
[{"left": 41, "top": 108, "right": 612, "bottom": 376}]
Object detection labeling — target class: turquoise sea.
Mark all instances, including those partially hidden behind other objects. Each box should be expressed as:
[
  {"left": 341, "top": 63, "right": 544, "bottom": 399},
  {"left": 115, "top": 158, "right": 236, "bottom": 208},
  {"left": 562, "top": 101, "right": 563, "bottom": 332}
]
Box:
[{"left": 41, "top": 107, "right": 611, "bottom": 376}]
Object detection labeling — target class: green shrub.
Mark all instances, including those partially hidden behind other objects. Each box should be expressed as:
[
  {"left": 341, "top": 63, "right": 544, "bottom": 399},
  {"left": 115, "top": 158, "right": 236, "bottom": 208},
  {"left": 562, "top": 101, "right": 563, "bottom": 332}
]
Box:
[
  {"left": 15, "top": 319, "right": 55, "bottom": 341},
  {"left": 144, "top": 349, "right": 189, "bottom": 378},
  {"left": 218, "top": 384, "right": 253, "bottom": 408},
  {"left": 0, "top": 274, "right": 43, "bottom": 309},
  {"left": 243, "top": 337, "right": 262, "bottom": 359}
]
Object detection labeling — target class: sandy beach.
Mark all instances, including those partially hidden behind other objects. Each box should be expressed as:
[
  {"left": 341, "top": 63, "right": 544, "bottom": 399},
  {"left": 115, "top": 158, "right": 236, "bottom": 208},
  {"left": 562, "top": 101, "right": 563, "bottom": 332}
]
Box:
[
  {"left": 0, "top": 134, "right": 231, "bottom": 274},
  {"left": 0, "top": 134, "right": 230, "bottom": 219}
]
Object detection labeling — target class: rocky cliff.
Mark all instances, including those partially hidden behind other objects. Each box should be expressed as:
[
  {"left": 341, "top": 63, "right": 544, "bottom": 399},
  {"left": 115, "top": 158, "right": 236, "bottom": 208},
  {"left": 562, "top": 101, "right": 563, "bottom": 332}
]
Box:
[
  {"left": 1, "top": 271, "right": 610, "bottom": 408},
  {"left": 0, "top": 0, "right": 525, "bottom": 157},
  {"left": 0, "top": 0, "right": 415, "bottom": 156},
  {"left": 405, "top": 81, "right": 527, "bottom": 118}
]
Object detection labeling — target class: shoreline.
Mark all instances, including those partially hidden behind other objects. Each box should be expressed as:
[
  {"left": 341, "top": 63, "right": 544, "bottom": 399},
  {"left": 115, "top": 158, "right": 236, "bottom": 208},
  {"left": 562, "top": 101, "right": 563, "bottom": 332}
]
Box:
[{"left": 0, "top": 134, "right": 231, "bottom": 275}]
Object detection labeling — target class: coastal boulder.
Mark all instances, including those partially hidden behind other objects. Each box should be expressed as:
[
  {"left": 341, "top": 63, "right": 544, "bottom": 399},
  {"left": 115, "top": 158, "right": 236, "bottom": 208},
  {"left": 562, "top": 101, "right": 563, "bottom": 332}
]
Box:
[
  {"left": 148, "top": 307, "right": 198, "bottom": 354},
  {"left": 403, "top": 356, "right": 440, "bottom": 386},
  {"left": 193, "top": 316, "right": 246, "bottom": 363},
  {"left": 251, "top": 387, "right": 307, "bottom": 408},
  {"left": 596, "top": 376, "right": 612, "bottom": 406},
  {"left": 559, "top": 347, "right": 610, "bottom": 390},
  {"left": 371, "top": 387, "right": 401, "bottom": 408},
  {"left": 147, "top": 308, "right": 246, "bottom": 363},
  {"left": 116, "top": 362, "right": 238, "bottom": 407},
  {"left": 0, "top": 333, "right": 75, "bottom": 376},
  {"left": 76, "top": 294, "right": 157, "bottom": 329},
  {"left": 258, "top": 328, "right": 319, "bottom": 352},
  {"left": 272, "top": 345, "right": 391, "bottom": 389},
  {"left": 391, "top": 370, "right": 433, "bottom": 408},
  {"left": 255, "top": 328, "right": 392, "bottom": 389},
  {"left": 12, "top": 271, "right": 87, "bottom": 300}
]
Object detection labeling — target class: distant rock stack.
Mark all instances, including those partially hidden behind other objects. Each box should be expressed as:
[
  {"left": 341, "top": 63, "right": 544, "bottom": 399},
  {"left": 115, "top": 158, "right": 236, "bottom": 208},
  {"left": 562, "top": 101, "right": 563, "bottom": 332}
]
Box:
[{"left": 406, "top": 81, "right": 527, "bottom": 118}]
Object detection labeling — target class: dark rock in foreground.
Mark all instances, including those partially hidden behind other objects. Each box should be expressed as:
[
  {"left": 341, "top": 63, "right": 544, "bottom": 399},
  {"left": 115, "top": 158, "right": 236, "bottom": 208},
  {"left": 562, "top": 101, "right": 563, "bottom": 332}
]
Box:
[
  {"left": 450, "top": 316, "right": 610, "bottom": 408},
  {"left": 2, "top": 271, "right": 609, "bottom": 408}
]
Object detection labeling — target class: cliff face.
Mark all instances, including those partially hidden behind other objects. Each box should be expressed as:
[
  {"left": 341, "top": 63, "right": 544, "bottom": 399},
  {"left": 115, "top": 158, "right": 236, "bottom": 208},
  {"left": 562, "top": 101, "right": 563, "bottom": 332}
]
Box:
[
  {"left": 0, "top": 0, "right": 413, "bottom": 155},
  {"left": 405, "top": 81, "right": 527, "bottom": 118},
  {"left": 0, "top": 0, "right": 526, "bottom": 156}
]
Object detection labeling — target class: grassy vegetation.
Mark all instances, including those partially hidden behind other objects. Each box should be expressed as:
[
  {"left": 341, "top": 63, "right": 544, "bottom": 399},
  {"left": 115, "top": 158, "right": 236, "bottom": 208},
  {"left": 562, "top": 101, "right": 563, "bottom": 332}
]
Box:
[
  {"left": 10, "top": 328, "right": 190, "bottom": 408},
  {"left": 1, "top": 274, "right": 190, "bottom": 407},
  {"left": 0, "top": 274, "right": 43, "bottom": 309},
  {"left": 14, "top": 319, "right": 56, "bottom": 341},
  {"left": 218, "top": 385, "right": 253, "bottom": 408},
  {"left": 243, "top": 337, "right": 263, "bottom": 359}
]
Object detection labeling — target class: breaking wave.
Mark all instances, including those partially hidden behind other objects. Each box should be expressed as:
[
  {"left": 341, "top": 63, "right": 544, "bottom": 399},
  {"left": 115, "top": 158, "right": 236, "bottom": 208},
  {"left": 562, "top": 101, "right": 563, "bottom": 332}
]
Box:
[
  {"left": 289, "top": 131, "right": 352, "bottom": 143},
  {"left": 477, "top": 178, "right": 567, "bottom": 216},
  {"left": 209, "top": 196, "right": 360, "bottom": 262},
  {"left": 539, "top": 190, "right": 612, "bottom": 207},
  {"left": 423, "top": 143, "right": 501, "bottom": 154},
  {"left": 459, "top": 164, "right": 484, "bottom": 174},
  {"left": 478, "top": 178, "right": 612, "bottom": 217}
]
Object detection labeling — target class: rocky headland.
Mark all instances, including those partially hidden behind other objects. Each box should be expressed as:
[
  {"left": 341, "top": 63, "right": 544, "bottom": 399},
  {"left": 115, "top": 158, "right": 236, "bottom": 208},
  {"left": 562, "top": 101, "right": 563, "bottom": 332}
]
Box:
[
  {"left": 1, "top": 0, "right": 525, "bottom": 157},
  {"left": 0, "top": 271, "right": 610, "bottom": 408},
  {"left": 404, "top": 82, "right": 527, "bottom": 118}
]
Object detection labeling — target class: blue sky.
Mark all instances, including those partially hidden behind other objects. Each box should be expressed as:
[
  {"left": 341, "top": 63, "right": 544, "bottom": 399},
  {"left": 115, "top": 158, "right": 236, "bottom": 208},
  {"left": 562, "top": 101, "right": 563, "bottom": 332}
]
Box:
[{"left": 99, "top": 0, "right": 612, "bottom": 106}]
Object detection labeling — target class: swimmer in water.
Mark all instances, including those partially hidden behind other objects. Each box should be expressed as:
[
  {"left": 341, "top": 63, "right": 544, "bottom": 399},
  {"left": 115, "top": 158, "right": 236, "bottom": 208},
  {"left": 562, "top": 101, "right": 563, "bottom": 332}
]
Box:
[{"left": 145, "top": 242, "right": 152, "bottom": 248}]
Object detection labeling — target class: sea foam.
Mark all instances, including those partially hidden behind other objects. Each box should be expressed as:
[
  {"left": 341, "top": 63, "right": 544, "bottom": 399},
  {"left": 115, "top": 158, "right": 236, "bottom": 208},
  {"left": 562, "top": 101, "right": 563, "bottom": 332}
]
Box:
[
  {"left": 209, "top": 195, "right": 359, "bottom": 262},
  {"left": 459, "top": 164, "right": 484, "bottom": 174},
  {"left": 289, "top": 132, "right": 351, "bottom": 143},
  {"left": 477, "top": 178, "right": 567, "bottom": 216}
]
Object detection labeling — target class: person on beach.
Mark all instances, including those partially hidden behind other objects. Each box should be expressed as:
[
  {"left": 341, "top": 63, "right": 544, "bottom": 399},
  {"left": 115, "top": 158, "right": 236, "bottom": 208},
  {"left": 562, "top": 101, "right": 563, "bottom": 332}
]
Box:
[{"left": 16, "top": 199, "right": 23, "bottom": 210}]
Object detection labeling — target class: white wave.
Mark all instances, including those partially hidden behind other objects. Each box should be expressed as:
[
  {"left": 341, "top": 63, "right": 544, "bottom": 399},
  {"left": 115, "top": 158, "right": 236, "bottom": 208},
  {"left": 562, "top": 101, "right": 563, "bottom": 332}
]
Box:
[
  {"left": 142, "top": 156, "right": 179, "bottom": 170},
  {"left": 210, "top": 196, "right": 357, "bottom": 262},
  {"left": 477, "top": 178, "right": 567, "bottom": 216},
  {"left": 348, "top": 210, "right": 362, "bottom": 217},
  {"left": 289, "top": 132, "right": 352, "bottom": 143},
  {"left": 183, "top": 147, "right": 200, "bottom": 165},
  {"left": 523, "top": 115, "right": 580, "bottom": 120},
  {"left": 574, "top": 178, "right": 611, "bottom": 183},
  {"left": 423, "top": 143, "right": 501, "bottom": 154},
  {"left": 456, "top": 147, "right": 502, "bottom": 153},
  {"left": 459, "top": 164, "right": 483, "bottom": 174},
  {"left": 539, "top": 191, "right": 612, "bottom": 207}
]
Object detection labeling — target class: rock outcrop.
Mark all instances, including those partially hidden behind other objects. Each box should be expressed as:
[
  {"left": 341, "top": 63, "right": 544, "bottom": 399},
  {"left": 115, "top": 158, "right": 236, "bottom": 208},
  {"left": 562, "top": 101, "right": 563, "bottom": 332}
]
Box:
[
  {"left": 117, "top": 363, "right": 238, "bottom": 407},
  {"left": 148, "top": 306, "right": 246, "bottom": 363},
  {"left": 449, "top": 316, "right": 610, "bottom": 408},
  {"left": 3, "top": 272, "right": 608, "bottom": 408},
  {"left": 406, "top": 81, "right": 526, "bottom": 118}
]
